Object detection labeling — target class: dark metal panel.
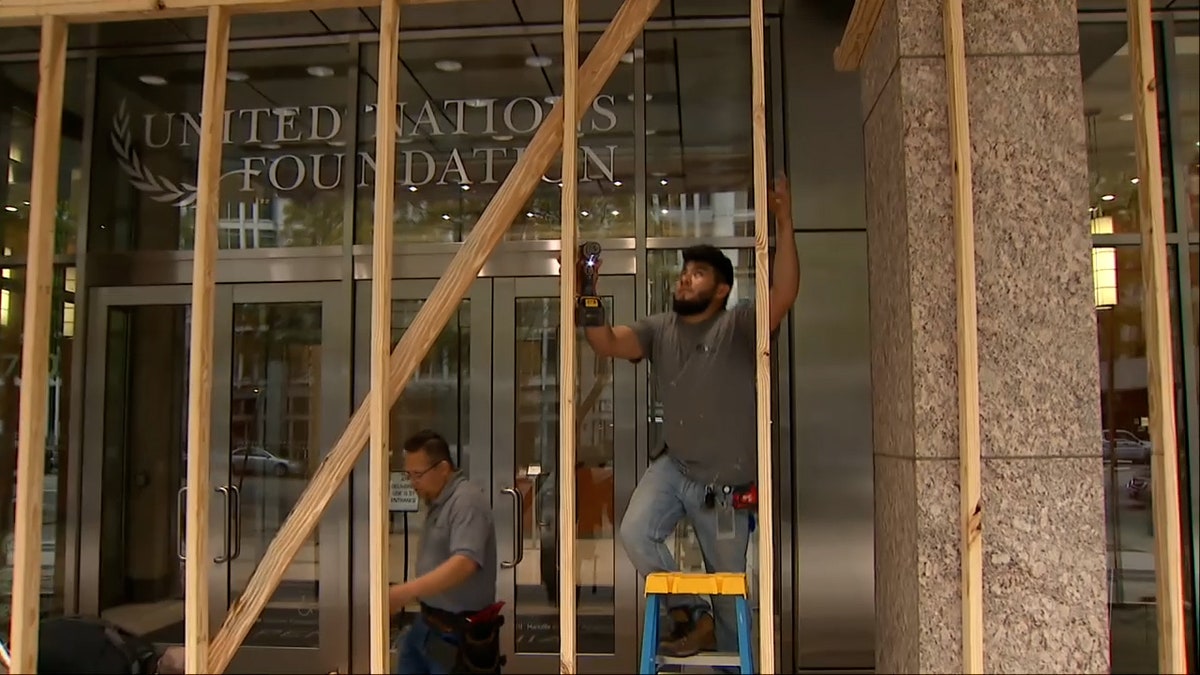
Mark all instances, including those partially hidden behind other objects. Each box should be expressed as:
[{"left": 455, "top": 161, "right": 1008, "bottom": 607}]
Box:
[
  {"left": 782, "top": 4, "right": 873, "bottom": 670},
  {"left": 791, "top": 231, "right": 874, "bottom": 670}
]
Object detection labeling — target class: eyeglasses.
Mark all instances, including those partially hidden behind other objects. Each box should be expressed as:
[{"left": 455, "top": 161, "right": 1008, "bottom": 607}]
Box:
[{"left": 403, "top": 459, "right": 445, "bottom": 481}]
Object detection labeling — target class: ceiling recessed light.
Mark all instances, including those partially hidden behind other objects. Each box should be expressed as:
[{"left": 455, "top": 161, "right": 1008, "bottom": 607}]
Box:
[
  {"left": 460, "top": 184, "right": 470, "bottom": 191},
  {"left": 3, "top": 205, "right": 17, "bottom": 212},
  {"left": 408, "top": 186, "right": 418, "bottom": 192},
  {"left": 659, "top": 179, "right": 668, "bottom": 186},
  {"left": 627, "top": 93, "right": 653, "bottom": 102},
  {"left": 306, "top": 65, "right": 335, "bottom": 78},
  {"left": 327, "top": 140, "right": 347, "bottom": 147},
  {"left": 1119, "top": 113, "right": 1133, "bottom": 122},
  {"left": 261, "top": 143, "right": 281, "bottom": 150},
  {"left": 1101, "top": 194, "right": 1116, "bottom": 201},
  {"left": 613, "top": 180, "right": 623, "bottom": 187},
  {"left": 611, "top": 210, "right": 620, "bottom": 216},
  {"left": 227, "top": 70, "right": 249, "bottom": 82},
  {"left": 435, "top": 60, "right": 462, "bottom": 72},
  {"left": 442, "top": 214, "right": 451, "bottom": 220},
  {"left": 645, "top": 129, "right": 657, "bottom": 136},
  {"left": 138, "top": 74, "right": 168, "bottom": 86},
  {"left": 661, "top": 208, "right": 669, "bottom": 215},
  {"left": 1130, "top": 177, "right": 1140, "bottom": 184},
  {"left": 465, "top": 99, "right": 491, "bottom": 108},
  {"left": 492, "top": 134, "right": 513, "bottom": 142},
  {"left": 526, "top": 211, "right": 535, "bottom": 218},
  {"left": 545, "top": 96, "right": 561, "bottom": 105},
  {"left": 581, "top": 210, "right": 590, "bottom": 217},
  {"left": 525, "top": 55, "right": 552, "bottom": 68}
]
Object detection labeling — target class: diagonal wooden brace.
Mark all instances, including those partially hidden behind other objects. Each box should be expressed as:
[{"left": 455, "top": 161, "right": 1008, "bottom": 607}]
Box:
[{"left": 206, "top": 0, "right": 660, "bottom": 668}]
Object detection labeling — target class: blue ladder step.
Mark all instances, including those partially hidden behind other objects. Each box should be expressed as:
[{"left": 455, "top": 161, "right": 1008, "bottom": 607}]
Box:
[{"left": 656, "top": 652, "right": 743, "bottom": 667}]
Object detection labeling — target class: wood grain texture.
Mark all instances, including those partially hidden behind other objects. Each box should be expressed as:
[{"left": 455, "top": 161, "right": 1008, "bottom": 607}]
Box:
[
  {"left": 558, "top": 0, "right": 579, "bottom": 671},
  {"left": 0, "top": 0, "right": 463, "bottom": 27},
  {"left": 749, "top": 0, "right": 775, "bottom": 671},
  {"left": 7, "top": 15, "right": 66, "bottom": 674},
  {"left": 206, "top": 0, "right": 659, "bottom": 668},
  {"left": 941, "top": 0, "right": 983, "bottom": 672},
  {"left": 369, "top": 1, "right": 401, "bottom": 671},
  {"left": 1125, "top": 1, "right": 1186, "bottom": 672},
  {"left": 833, "top": 0, "right": 886, "bottom": 72},
  {"left": 183, "top": 7, "right": 231, "bottom": 673}
]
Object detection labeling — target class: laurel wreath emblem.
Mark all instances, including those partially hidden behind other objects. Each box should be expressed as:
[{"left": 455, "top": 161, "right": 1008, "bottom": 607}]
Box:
[{"left": 111, "top": 99, "right": 198, "bottom": 208}]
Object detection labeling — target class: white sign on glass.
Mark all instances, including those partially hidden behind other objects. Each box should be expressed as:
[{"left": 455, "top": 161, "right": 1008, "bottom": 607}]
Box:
[{"left": 390, "top": 472, "right": 419, "bottom": 512}]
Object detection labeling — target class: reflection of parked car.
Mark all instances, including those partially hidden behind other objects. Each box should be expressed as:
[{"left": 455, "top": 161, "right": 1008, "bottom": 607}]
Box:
[
  {"left": 1102, "top": 430, "right": 1151, "bottom": 464},
  {"left": 231, "top": 447, "right": 302, "bottom": 476}
]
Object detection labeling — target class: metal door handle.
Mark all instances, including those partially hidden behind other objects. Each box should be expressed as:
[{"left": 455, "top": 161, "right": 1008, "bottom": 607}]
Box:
[
  {"left": 176, "top": 486, "right": 188, "bottom": 561},
  {"left": 214, "top": 486, "right": 232, "bottom": 563},
  {"left": 500, "top": 487, "right": 524, "bottom": 569},
  {"left": 228, "top": 484, "right": 243, "bottom": 560}
]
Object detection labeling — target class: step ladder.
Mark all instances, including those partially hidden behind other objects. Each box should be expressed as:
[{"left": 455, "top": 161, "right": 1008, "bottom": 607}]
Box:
[{"left": 639, "top": 572, "right": 753, "bottom": 674}]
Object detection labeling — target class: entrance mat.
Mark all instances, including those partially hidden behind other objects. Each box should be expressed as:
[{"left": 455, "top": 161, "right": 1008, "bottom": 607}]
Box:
[
  {"left": 145, "top": 607, "right": 321, "bottom": 649},
  {"left": 514, "top": 613, "right": 614, "bottom": 655}
]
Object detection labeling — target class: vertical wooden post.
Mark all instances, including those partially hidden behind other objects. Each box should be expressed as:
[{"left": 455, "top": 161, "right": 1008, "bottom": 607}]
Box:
[
  {"left": 370, "top": 1, "right": 401, "bottom": 672},
  {"left": 748, "top": 0, "right": 775, "bottom": 671},
  {"left": 1124, "top": 1, "right": 1186, "bottom": 672},
  {"left": 8, "top": 15, "right": 66, "bottom": 674},
  {"left": 942, "top": 0, "right": 983, "bottom": 672},
  {"left": 558, "top": 0, "right": 580, "bottom": 670},
  {"left": 184, "top": 7, "right": 231, "bottom": 673}
]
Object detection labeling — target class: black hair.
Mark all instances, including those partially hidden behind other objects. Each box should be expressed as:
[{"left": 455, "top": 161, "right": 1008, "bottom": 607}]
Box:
[
  {"left": 402, "top": 429, "right": 454, "bottom": 468},
  {"left": 681, "top": 244, "right": 736, "bottom": 307}
]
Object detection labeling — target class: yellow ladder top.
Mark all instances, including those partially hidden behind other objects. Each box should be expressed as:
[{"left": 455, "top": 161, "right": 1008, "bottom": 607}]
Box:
[{"left": 643, "top": 572, "right": 748, "bottom": 597}]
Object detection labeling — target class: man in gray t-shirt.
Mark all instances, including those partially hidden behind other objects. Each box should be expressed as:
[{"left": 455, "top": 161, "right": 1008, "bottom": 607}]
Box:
[
  {"left": 388, "top": 429, "right": 498, "bottom": 674},
  {"left": 583, "top": 174, "right": 798, "bottom": 659}
]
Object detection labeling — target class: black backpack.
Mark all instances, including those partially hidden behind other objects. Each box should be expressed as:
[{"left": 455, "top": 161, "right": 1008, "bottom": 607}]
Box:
[{"left": 36, "top": 616, "right": 161, "bottom": 674}]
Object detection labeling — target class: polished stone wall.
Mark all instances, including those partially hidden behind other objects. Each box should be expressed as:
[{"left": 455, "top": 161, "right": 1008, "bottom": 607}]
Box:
[{"left": 858, "top": 0, "right": 1110, "bottom": 672}]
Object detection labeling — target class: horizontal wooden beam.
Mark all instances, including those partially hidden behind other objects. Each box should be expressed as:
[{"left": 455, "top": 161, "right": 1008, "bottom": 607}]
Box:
[
  {"left": 833, "top": 0, "right": 886, "bottom": 72},
  {"left": 0, "top": 0, "right": 461, "bottom": 28}
]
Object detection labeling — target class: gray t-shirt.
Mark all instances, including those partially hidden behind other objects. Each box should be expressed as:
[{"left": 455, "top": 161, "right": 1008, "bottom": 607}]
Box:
[
  {"left": 414, "top": 472, "right": 497, "bottom": 613},
  {"left": 632, "top": 302, "right": 760, "bottom": 486}
]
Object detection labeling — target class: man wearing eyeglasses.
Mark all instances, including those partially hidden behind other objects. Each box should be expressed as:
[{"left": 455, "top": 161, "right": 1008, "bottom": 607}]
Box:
[{"left": 388, "top": 429, "right": 502, "bottom": 674}]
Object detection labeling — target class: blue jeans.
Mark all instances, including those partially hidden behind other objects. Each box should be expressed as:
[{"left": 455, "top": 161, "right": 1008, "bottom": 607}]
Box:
[
  {"left": 619, "top": 455, "right": 752, "bottom": 655},
  {"left": 394, "top": 615, "right": 458, "bottom": 675}
]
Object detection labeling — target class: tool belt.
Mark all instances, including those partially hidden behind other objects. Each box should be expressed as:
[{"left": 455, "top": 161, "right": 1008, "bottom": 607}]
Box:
[
  {"left": 420, "top": 602, "right": 507, "bottom": 674},
  {"left": 704, "top": 482, "right": 758, "bottom": 510}
]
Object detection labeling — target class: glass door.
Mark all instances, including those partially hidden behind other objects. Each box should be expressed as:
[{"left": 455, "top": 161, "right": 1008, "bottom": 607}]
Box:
[
  {"left": 492, "top": 276, "right": 639, "bottom": 673},
  {"left": 79, "top": 282, "right": 351, "bottom": 673},
  {"left": 347, "top": 278, "right": 493, "bottom": 673}
]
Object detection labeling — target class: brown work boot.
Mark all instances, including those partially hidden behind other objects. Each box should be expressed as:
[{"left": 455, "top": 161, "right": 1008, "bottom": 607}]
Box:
[
  {"left": 659, "top": 611, "right": 716, "bottom": 658},
  {"left": 659, "top": 607, "right": 693, "bottom": 646}
]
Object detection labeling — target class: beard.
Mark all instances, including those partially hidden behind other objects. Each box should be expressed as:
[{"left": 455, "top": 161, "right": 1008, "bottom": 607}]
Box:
[{"left": 672, "top": 294, "right": 712, "bottom": 316}]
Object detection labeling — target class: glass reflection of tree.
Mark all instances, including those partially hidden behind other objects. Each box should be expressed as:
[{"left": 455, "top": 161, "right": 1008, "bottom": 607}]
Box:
[{"left": 281, "top": 194, "right": 342, "bottom": 247}]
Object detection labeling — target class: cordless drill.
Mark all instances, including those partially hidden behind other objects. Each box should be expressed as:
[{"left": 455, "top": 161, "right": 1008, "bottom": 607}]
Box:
[{"left": 575, "top": 241, "right": 605, "bottom": 327}]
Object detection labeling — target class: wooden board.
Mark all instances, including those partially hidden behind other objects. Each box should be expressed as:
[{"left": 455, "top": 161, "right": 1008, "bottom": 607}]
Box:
[
  {"left": 183, "top": 7, "right": 231, "bottom": 672},
  {"left": 748, "top": 0, "right": 775, "bottom": 671},
  {"left": 6, "top": 15, "right": 67, "bottom": 674},
  {"left": 0, "top": 0, "right": 464, "bottom": 27},
  {"left": 833, "top": 0, "right": 886, "bottom": 72},
  {"left": 369, "top": 1, "right": 401, "bottom": 671},
  {"left": 941, "top": 0, "right": 983, "bottom": 672},
  {"left": 558, "top": 0, "right": 579, "bottom": 671},
  {"left": 1124, "top": 1, "right": 1187, "bottom": 672},
  {"left": 204, "top": 0, "right": 660, "bottom": 668}
]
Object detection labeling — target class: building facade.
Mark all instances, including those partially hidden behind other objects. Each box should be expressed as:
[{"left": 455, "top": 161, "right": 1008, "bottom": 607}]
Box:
[{"left": 0, "top": 0, "right": 1195, "bottom": 672}]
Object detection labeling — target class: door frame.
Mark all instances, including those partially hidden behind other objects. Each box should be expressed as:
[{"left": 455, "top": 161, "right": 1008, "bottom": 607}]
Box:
[
  {"left": 77, "top": 281, "right": 353, "bottom": 673},
  {"left": 491, "top": 275, "right": 639, "bottom": 674}
]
